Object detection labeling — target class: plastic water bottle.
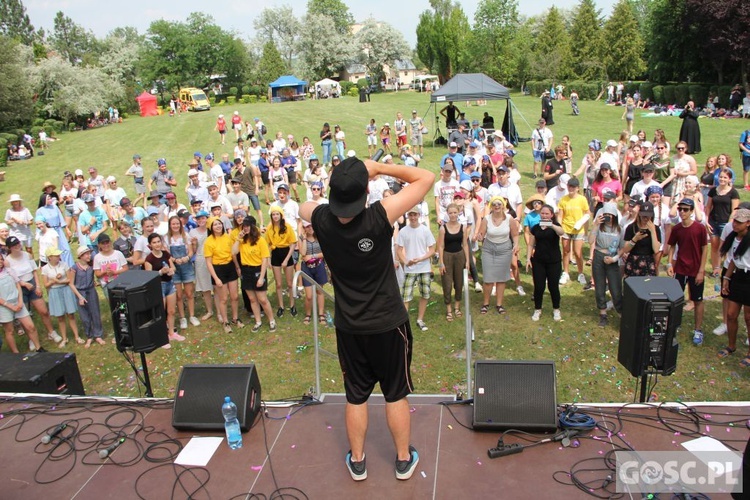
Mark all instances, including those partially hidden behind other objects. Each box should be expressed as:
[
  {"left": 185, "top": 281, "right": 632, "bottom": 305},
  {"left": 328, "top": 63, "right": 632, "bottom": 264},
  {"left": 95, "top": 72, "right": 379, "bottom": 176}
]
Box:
[
  {"left": 325, "top": 311, "right": 333, "bottom": 327},
  {"left": 222, "top": 396, "right": 242, "bottom": 449}
]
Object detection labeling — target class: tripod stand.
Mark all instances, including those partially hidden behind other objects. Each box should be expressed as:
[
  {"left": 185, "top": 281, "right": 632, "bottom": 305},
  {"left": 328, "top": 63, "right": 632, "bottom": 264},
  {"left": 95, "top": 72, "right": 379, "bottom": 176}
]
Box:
[{"left": 432, "top": 116, "right": 445, "bottom": 146}]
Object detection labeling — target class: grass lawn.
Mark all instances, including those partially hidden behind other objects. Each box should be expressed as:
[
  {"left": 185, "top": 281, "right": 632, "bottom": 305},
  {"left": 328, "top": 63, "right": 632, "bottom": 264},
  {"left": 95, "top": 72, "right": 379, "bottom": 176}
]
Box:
[{"left": 6, "top": 90, "right": 750, "bottom": 403}]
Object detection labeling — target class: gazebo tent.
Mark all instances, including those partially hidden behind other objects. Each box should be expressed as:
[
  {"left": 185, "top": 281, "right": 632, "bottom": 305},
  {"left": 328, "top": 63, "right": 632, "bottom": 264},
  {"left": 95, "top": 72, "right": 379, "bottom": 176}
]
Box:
[
  {"left": 268, "top": 75, "right": 307, "bottom": 102},
  {"left": 429, "top": 73, "right": 518, "bottom": 145},
  {"left": 135, "top": 91, "right": 158, "bottom": 117}
]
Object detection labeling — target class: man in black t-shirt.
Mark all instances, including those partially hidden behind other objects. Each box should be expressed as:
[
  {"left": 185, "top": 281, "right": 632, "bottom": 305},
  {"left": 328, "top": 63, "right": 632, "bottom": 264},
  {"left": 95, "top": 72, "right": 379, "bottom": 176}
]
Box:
[
  {"left": 300, "top": 157, "right": 434, "bottom": 482},
  {"left": 543, "top": 145, "right": 567, "bottom": 191}
]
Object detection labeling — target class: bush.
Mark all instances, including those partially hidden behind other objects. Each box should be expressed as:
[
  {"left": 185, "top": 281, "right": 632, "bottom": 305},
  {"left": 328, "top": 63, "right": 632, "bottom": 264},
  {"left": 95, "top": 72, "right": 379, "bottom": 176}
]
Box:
[
  {"left": 579, "top": 83, "right": 601, "bottom": 101},
  {"left": 30, "top": 126, "right": 42, "bottom": 137},
  {"left": 68, "top": 122, "right": 76, "bottom": 132},
  {"left": 0, "top": 149, "right": 7, "bottom": 169},
  {"left": 53, "top": 121, "right": 65, "bottom": 133},
  {"left": 121, "top": 113, "right": 128, "bottom": 119},
  {"left": 259, "top": 95, "right": 268, "bottom": 103},
  {"left": 653, "top": 85, "right": 664, "bottom": 104},
  {"left": 639, "top": 82, "right": 654, "bottom": 101},
  {"left": 348, "top": 86, "right": 359, "bottom": 98},
  {"left": 227, "top": 96, "right": 236, "bottom": 104},
  {"left": 13, "top": 128, "right": 25, "bottom": 137},
  {"left": 674, "top": 84, "right": 690, "bottom": 106},
  {"left": 241, "top": 94, "right": 251, "bottom": 104},
  {"left": 662, "top": 85, "right": 676, "bottom": 105},
  {"left": 32, "top": 118, "right": 44, "bottom": 127},
  {"left": 718, "top": 85, "right": 732, "bottom": 109},
  {"left": 689, "top": 85, "right": 708, "bottom": 107},
  {"left": 624, "top": 81, "right": 639, "bottom": 97},
  {"left": 248, "top": 95, "right": 258, "bottom": 104},
  {"left": 241, "top": 85, "right": 250, "bottom": 95},
  {"left": 248, "top": 85, "right": 263, "bottom": 96},
  {"left": 229, "top": 87, "right": 238, "bottom": 98},
  {"left": 357, "top": 78, "right": 368, "bottom": 90}
]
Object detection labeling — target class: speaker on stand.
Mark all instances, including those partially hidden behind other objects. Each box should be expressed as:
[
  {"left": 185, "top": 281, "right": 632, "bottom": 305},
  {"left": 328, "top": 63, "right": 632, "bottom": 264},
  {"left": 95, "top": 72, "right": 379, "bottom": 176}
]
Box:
[
  {"left": 617, "top": 277, "right": 683, "bottom": 402},
  {"left": 107, "top": 270, "right": 167, "bottom": 396}
]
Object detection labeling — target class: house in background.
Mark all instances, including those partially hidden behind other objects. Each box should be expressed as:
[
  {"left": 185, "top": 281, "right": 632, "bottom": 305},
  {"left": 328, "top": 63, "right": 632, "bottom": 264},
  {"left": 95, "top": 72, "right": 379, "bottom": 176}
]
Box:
[{"left": 339, "top": 59, "right": 420, "bottom": 91}]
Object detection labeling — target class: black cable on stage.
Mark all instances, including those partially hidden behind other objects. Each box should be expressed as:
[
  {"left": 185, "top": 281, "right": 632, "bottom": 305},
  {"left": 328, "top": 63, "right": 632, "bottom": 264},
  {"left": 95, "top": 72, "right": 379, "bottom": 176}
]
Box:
[{"left": 134, "top": 462, "right": 211, "bottom": 500}]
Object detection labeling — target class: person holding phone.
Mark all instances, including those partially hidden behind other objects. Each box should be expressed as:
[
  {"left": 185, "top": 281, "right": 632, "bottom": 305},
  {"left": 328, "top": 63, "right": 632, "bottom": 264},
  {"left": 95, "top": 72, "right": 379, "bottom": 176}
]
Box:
[
  {"left": 527, "top": 204, "right": 564, "bottom": 321},
  {"left": 621, "top": 201, "right": 661, "bottom": 277},
  {"left": 588, "top": 203, "right": 623, "bottom": 327}
]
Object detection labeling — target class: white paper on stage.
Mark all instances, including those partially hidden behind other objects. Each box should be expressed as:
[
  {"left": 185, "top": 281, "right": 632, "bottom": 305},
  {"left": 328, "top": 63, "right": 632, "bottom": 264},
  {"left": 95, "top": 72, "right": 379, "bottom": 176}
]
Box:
[{"left": 174, "top": 436, "right": 223, "bottom": 466}]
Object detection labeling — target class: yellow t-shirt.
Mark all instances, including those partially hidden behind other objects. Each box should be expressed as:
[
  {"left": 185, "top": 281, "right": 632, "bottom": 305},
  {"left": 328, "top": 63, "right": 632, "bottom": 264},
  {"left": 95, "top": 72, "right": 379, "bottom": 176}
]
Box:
[
  {"left": 239, "top": 237, "right": 270, "bottom": 267},
  {"left": 203, "top": 233, "right": 233, "bottom": 265},
  {"left": 264, "top": 224, "right": 297, "bottom": 250},
  {"left": 558, "top": 194, "right": 590, "bottom": 234}
]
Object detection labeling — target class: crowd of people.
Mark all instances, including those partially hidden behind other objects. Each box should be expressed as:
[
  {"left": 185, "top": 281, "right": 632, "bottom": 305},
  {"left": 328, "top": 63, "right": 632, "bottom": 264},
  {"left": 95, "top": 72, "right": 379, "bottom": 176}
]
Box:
[{"left": 2, "top": 105, "right": 750, "bottom": 369}]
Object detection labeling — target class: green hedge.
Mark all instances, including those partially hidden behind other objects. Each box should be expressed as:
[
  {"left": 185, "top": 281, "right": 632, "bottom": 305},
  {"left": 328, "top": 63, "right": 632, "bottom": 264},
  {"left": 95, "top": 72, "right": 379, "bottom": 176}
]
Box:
[
  {"left": 248, "top": 95, "right": 258, "bottom": 104},
  {"left": 241, "top": 94, "right": 251, "bottom": 104},
  {"left": 0, "top": 133, "right": 18, "bottom": 145},
  {"left": 241, "top": 85, "right": 250, "bottom": 95},
  {"left": 259, "top": 96, "right": 268, "bottom": 103},
  {"left": 639, "top": 82, "right": 654, "bottom": 101},
  {"left": 689, "top": 85, "right": 708, "bottom": 107},
  {"left": 347, "top": 86, "right": 359, "bottom": 98},
  {"left": 526, "top": 80, "right": 601, "bottom": 100},
  {"left": 229, "top": 87, "right": 239, "bottom": 98},
  {"left": 30, "top": 126, "right": 42, "bottom": 137},
  {"left": 674, "top": 84, "right": 690, "bottom": 106},
  {"left": 718, "top": 86, "right": 732, "bottom": 108},
  {"left": 68, "top": 122, "right": 76, "bottom": 132},
  {"left": 227, "top": 96, "right": 237, "bottom": 104},
  {"left": 663, "top": 85, "right": 676, "bottom": 105},
  {"left": 653, "top": 85, "right": 664, "bottom": 104},
  {"left": 33, "top": 118, "right": 44, "bottom": 127},
  {"left": 340, "top": 81, "right": 354, "bottom": 94}
]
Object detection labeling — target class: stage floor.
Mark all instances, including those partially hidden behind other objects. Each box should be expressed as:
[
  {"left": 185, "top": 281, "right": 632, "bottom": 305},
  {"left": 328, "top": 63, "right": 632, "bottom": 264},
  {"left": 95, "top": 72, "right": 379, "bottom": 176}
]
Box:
[{"left": 0, "top": 394, "right": 747, "bottom": 499}]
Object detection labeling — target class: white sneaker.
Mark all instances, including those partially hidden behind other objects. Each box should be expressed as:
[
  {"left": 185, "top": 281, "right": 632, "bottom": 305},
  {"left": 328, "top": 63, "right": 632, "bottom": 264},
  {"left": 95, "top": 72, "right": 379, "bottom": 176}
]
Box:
[
  {"left": 559, "top": 272, "right": 570, "bottom": 285},
  {"left": 189, "top": 316, "right": 201, "bottom": 326},
  {"left": 553, "top": 309, "right": 562, "bottom": 321},
  {"left": 577, "top": 273, "right": 587, "bottom": 285},
  {"left": 516, "top": 286, "right": 526, "bottom": 296},
  {"left": 474, "top": 282, "right": 482, "bottom": 293},
  {"left": 48, "top": 331, "right": 63, "bottom": 343},
  {"left": 712, "top": 323, "right": 727, "bottom": 336},
  {"left": 29, "top": 339, "right": 36, "bottom": 351},
  {"left": 179, "top": 317, "right": 188, "bottom": 330},
  {"left": 531, "top": 310, "right": 542, "bottom": 321},
  {"left": 169, "top": 331, "right": 186, "bottom": 342}
]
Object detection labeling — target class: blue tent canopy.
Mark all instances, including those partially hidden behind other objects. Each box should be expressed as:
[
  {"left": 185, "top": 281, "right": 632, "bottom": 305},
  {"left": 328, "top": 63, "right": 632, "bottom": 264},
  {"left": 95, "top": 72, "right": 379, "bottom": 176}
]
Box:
[{"left": 268, "top": 75, "right": 307, "bottom": 102}]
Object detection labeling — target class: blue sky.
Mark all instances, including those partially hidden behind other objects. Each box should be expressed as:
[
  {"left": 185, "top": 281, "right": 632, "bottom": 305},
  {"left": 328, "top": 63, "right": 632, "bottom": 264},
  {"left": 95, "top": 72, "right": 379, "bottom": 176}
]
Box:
[{"left": 25, "top": 0, "right": 617, "bottom": 46}]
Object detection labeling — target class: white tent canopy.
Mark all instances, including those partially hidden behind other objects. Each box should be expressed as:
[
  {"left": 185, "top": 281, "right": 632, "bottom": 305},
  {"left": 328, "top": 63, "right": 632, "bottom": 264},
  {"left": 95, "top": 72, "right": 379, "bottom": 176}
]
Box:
[
  {"left": 414, "top": 74, "right": 439, "bottom": 82},
  {"left": 315, "top": 78, "right": 339, "bottom": 90}
]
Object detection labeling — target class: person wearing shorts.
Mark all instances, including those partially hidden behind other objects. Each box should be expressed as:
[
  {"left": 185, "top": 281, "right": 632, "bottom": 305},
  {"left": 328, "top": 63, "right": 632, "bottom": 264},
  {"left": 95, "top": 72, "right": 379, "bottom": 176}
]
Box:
[
  {"left": 300, "top": 156, "right": 434, "bottom": 482},
  {"left": 0, "top": 253, "right": 43, "bottom": 352},
  {"left": 166, "top": 215, "right": 199, "bottom": 330},
  {"left": 719, "top": 208, "right": 750, "bottom": 367},
  {"left": 556, "top": 177, "right": 589, "bottom": 285},
  {"left": 396, "top": 206, "right": 435, "bottom": 331},
  {"left": 144, "top": 232, "right": 184, "bottom": 345},
  {"left": 299, "top": 221, "right": 328, "bottom": 325},
  {"left": 265, "top": 205, "right": 297, "bottom": 317},
  {"left": 232, "top": 215, "right": 276, "bottom": 332},
  {"left": 204, "top": 217, "right": 242, "bottom": 333},
  {"left": 409, "top": 110, "right": 425, "bottom": 156},
  {"left": 666, "top": 197, "right": 708, "bottom": 346}
]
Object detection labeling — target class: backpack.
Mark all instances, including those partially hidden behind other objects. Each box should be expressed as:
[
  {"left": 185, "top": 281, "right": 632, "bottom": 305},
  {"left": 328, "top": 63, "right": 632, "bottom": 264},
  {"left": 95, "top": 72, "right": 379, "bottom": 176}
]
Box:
[
  {"left": 261, "top": 124, "right": 267, "bottom": 136},
  {"left": 741, "top": 130, "right": 750, "bottom": 153}
]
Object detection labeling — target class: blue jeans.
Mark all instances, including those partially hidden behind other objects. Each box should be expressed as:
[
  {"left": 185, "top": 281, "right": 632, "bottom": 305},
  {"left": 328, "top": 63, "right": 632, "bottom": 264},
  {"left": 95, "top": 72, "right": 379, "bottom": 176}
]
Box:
[
  {"left": 321, "top": 140, "right": 332, "bottom": 165},
  {"left": 169, "top": 242, "right": 195, "bottom": 283},
  {"left": 335, "top": 140, "right": 345, "bottom": 158}
]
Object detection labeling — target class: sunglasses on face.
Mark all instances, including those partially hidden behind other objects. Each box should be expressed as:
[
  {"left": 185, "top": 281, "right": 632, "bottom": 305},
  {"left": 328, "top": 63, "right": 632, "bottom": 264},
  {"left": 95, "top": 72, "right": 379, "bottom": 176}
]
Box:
[
  {"left": 311, "top": 188, "right": 321, "bottom": 191},
  {"left": 677, "top": 147, "right": 685, "bottom": 151},
  {"left": 677, "top": 207, "right": 692, "bottom": 212},
  {"left": 656, "top": 147, "right": 665, "bottom": 150},
  {"left": 472, "top": 179, "right": 481, "bottom": 183}
]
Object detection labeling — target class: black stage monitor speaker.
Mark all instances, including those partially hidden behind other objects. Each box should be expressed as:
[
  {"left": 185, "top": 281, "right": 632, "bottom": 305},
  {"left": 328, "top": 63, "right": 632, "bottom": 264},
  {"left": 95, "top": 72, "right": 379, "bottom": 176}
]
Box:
[
  {"left": 618, "top": 277, "right": 683, "bottom": 377},
  {"left": 108, "top": 270, "right": 167, "bottom": 353},
  {"left": 473, "top": 360, "right": 557, "bottom": 431},
  {"left": 0, "top": 352, "right": 84, "bottom": 395},
  {"left": 172, "top": 364, "right": 262, "bottom": 433}
]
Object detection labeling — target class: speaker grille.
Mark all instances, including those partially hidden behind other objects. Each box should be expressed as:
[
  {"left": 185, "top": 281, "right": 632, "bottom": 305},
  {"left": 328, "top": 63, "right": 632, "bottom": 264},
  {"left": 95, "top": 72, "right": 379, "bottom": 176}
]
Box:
[
  {"left": 473, "top": 360, "right": 557, "bottom": 431},
  {"left": 172, "top": 364, "right": 261, "bottom": 432}
]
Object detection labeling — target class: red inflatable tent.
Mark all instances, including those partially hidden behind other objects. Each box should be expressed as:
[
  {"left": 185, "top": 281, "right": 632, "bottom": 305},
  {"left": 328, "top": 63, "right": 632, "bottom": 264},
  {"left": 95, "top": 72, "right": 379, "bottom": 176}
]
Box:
[{"left": 135, "top": 91, "right": 158, "bottom": 117}]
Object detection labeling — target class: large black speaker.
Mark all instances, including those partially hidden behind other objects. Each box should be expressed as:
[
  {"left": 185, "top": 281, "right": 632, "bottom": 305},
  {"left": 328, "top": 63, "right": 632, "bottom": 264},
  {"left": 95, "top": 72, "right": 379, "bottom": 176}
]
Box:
[
  {"left": 618, "top": 277, "right": 683, "bottom": 377},
  {"left": 472, "top": 360, "right": 557, "bottom": 431},
  {"left": 172, "top": 364, "right": 262, "bottom": 432},
  {"left": 107, "top": 270, "right": 167, "bottom": 353},
  {"left": 0, "top": 352, "right": 84, "bottom": 395}
]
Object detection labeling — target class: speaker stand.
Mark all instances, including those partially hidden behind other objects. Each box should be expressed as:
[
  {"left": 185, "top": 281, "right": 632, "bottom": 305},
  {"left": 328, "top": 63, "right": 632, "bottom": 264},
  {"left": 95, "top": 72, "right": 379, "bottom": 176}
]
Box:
[
  {"left": 638, "top": 370, "right": 655, "bottom": 403},
  {"left": 140, "top": 352, "right": 154, "bottom": 397}
]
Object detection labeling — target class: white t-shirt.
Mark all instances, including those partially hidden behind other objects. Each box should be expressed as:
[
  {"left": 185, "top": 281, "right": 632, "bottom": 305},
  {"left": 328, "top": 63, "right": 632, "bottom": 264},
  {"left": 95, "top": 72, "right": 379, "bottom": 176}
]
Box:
[
  {"left": 93, "top": 250, "right": 128, "bottom": 286},
  {"left": 532, "top": 127, "right": 553, "bottom": 152},
  {"left": 487, "top": 182, "right": 523, "bottom": 213},
  {"left": 396, "top": 223, "right": 436, "bottom": 274}
]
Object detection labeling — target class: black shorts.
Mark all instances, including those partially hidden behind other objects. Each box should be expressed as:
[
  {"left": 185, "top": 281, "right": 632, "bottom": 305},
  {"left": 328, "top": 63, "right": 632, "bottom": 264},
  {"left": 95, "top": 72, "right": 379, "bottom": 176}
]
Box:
[
  {"left": 286, "top": 169, "right": 297, "bottom": 184},
  {"left": 675, "top": 273, "right": 704, "bottom": 302},
  {"left": 261, "top": 171, "right": 270, "bottom": 185},
  {"left": 211, "top": 262, "right": 238, "bottom": 285},
  {"left": 336, "top": 322, "right": 414, "bottom": 405},
  {"left": 271, "top": 247, "right": 296, "bottom": 267},
  {"left": 728, "top": 268, "right": 750, "bottom": 306},
  {"left": 240, "top": 265, "right": 268, "bottom": 291}
]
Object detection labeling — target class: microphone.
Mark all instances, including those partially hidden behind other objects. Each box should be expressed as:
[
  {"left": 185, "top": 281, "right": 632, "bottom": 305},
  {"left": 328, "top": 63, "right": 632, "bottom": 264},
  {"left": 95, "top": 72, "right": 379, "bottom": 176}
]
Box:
[
  {"left": 41, "top": 423, "right": 67, "bottom": 444},
  {"left": 371, "top": 148, "right": 385, "bottom": 162},
  {"left": 99, "top": 437, "right": 126, "bottom": 459}
]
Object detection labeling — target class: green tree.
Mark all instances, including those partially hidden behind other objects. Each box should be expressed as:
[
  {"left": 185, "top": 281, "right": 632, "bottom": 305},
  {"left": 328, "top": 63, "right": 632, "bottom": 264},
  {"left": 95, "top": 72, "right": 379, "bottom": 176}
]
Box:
[
  {"left": 0, "top": 0, "right": 35, "bottom": 45},
  {"left": 50, "top": 11, "right": 97, "bottom": 65},
  {"left": 602, "top": 0, "right": 646, "bottom": 80},
  {"left": 569, "top": 0, "right": 605, "bottom": 80},
  {"left": 296, "top": 12, "right": 352, "bottom": 80},
  {"left": 253, "top": 6, "right": 300, "bottom": 70},
  {"left": 0, "top": 37, "right": 34, "bottom": 130},
  {"left": 467, "top": 0, "right": 520, "bottom": 84},
  {"left": 306, "top": 0, "right": 354, "bottom": 35},
  {"left": 354, "top": 18, "right": 410, "bottom": 82},
  {"left": 532, "top": 7, "right": 573, "bottom": 80},
  {"left": 257, "top": 41, "right": 286, "bottom": 87},
  {"left": 415, "top": 0, "right": 470, "bottom": 83}
]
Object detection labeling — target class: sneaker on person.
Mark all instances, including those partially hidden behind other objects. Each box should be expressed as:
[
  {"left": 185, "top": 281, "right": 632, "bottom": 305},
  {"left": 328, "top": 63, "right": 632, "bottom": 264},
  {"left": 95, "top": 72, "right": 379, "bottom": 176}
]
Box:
[
  {"left": 474, "top": 282, "right": 482, "bottom": 293},
  {"left": 223, "top": 322, "right": 232, "bottom": 334},
  {"left": 559, "top": 272, "right": 569, "bottom": 285},
  {"left": 345, "top": 451, "right": 367, "bottom": 481},
  {"left": 553, "top": 309, "right": 561, "bottom": 321},
  {"left": 189, "top": 316, "right": 201, "bottom": 326},
  {"left": 169, "top": 331, "right": 186, "bottom": 341},
  {"left": 516, "top": 285, "right": 526, "bottom": 296},
  {"left": 577, "top": 273, "right": 587, "bottom": 285},
  {"left": 179, "top": 317, "right": 188, "bottom": 330},
  {"left": 416, "top": 319, "right": 428, "bottom": 332},
  {"left": 48, "top": 331, "right": 63, "bottom": 343},
  {"left": 269, "top": 321, "right": 277, "bottom": 333},
  {"left": 583, "top": 282, "right": 594, "bottom": 291},
  {"left": 598, "top": 314, "right": 608, "bottom": 328},
  {"left": 692, "top": 329, "right": 704, "bottom": 346},
  {"left": 28, "top": 339, "right": 36, "bottom": 351},
  {"left": 251, "top": 322, "right": 262, "bottom": 333},
  {"left": 395, "top": 445, "right": 419, "bottom": 480},
  {"left": 531, "top": 310, "right": 542, "bottom": 322},
  {"left": 712, "top": 323, "right": 727, "bottom": 336}
]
